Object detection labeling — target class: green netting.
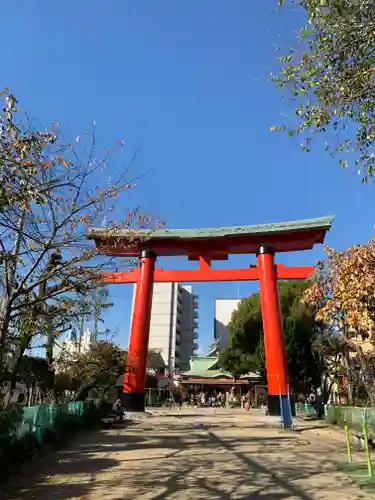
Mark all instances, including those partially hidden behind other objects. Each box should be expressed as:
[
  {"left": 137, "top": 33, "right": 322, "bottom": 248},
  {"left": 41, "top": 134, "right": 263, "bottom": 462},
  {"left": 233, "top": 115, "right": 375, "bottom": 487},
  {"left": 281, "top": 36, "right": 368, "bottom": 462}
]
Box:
[
  {"left": 0, "top": 399, "right": 107, "bottom": 479},
  {"left": 0, "top": 399, "right": 105, "bottom": 467},
  {"left": 11, "top": 400, "right": 99, "bottom": 444},
  {"left": 326, "top": 406, "right": 375, "bottom": 435},
  {"left": 295, "top": 403, "right": 317, "bottom": 416}
]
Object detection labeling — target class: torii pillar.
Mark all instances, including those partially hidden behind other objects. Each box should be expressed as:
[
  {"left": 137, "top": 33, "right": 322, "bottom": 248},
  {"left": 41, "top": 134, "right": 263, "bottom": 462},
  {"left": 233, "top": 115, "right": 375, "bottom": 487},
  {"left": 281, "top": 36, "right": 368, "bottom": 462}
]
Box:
[
  {"left": 122, "top": 249, "right": 156, "bottom": 412},
  {"left": 257, "top": 246, "right": 292, "bottom": 427}
]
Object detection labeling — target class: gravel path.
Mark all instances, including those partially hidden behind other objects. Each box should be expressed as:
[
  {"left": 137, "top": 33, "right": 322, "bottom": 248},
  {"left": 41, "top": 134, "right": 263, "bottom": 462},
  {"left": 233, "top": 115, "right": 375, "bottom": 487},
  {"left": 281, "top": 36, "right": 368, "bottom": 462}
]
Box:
[{"left": 1, "top": 408, "right": 370, "bottom": 499}]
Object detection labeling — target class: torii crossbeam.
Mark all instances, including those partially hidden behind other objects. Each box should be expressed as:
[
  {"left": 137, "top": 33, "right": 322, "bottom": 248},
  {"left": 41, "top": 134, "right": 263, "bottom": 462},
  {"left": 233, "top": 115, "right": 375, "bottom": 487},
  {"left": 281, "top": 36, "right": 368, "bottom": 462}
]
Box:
[
  {"left": 102, "top": 261, "right": 315, "bottom": 284},
  {"left": 88, "top": 215, "right": 334, "bottom": 427}
]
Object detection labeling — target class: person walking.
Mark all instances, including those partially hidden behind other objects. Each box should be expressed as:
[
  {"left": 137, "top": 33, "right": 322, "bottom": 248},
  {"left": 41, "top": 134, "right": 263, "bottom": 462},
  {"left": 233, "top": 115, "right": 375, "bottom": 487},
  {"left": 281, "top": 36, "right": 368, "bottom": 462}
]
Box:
[{"left": 200, "top": 392, "right": 206, "bottom": 407}]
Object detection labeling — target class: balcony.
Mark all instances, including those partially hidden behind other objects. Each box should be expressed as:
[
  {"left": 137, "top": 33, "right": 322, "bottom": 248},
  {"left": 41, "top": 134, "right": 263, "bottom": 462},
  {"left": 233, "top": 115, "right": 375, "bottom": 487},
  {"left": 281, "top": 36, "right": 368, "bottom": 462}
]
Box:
[
  {"left": 193, "top": 310, "right": 199, "bottom": 319},
  {"left": 193, "top": 331, "right": 199, "bottom": 340},
  {"left": 193, "top": 341, "right": 199, "bottom": 351},
  {"left": 193, "top": 320, "right": 199, "bottom": 329}
]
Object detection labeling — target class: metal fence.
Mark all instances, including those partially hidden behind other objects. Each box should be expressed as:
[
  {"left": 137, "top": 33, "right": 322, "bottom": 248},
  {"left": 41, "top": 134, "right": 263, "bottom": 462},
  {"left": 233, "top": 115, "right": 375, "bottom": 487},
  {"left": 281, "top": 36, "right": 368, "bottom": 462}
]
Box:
[{"left": 145, "top": 388, "right": 172, "bottom": 407}]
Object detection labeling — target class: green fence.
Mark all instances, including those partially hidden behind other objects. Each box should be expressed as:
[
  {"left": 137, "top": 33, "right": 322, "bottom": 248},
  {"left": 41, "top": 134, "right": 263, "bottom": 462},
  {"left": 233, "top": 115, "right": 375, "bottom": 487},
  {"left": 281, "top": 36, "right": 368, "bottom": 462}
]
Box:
[
  {"left": 0, "top": 400, "right": 107, "bottom": 477},
  {"left": 325, "top": 405, "right": 375, "bottom": 436}
]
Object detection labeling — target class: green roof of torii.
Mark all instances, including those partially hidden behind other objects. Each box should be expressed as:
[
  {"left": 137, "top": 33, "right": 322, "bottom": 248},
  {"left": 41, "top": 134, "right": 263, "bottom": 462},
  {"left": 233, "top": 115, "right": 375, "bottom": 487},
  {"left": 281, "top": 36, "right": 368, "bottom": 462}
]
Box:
[
  {"left": 88, "top": 215, "right": 334, "bottom": 257},
  {"left": 88, "top": 215, "right": 334, "bottom": 241}
]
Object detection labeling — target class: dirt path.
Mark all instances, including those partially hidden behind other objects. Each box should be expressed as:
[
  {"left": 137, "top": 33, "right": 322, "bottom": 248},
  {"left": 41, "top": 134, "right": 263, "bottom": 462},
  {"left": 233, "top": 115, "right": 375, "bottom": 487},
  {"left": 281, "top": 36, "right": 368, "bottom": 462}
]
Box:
[{"left": 1, "top": 408, "right": 370, "bottom": 499}]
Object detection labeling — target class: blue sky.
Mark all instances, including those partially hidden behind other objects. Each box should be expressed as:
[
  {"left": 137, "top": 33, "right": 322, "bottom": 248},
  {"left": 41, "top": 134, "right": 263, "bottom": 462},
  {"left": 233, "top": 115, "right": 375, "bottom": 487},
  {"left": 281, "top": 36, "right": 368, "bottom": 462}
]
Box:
[{"left": 5, "top": 1, "right": 374, "bottom": 354}]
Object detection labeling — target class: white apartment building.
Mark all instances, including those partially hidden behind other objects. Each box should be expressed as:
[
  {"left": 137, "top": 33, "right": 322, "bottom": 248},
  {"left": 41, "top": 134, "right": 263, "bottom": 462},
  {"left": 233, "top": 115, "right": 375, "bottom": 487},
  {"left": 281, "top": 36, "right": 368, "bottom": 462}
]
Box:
[
  {"left": 53, "top": 327, "right": 93, "bottom": 360},
  {"left": 214, "top": 298, "right": 241, "bottom": 348},
  {"left": 131, "top": 282, "right": 199, "bottom": 373}
]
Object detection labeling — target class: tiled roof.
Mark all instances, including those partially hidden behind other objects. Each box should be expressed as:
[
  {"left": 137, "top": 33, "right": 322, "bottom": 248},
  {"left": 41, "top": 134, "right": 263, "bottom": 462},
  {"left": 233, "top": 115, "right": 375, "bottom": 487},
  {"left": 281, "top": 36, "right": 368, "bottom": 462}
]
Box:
[
  {"left": 88, "top": 216, "right": 334, "bottom": 241},
  {"left": 181, "top": 356, "right": 260, "bottom": 379}
]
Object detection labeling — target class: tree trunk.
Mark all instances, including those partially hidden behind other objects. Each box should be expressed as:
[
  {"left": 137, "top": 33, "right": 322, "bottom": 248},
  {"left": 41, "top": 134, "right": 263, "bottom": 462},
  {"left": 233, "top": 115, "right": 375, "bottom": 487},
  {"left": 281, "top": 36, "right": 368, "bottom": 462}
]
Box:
[
  {"left": 0, "top": 299, "right": 11, "bottom": 367},
  {"left": 74, "top": 379, "right": 96, "bottom": 401},
  {"left": 341, "top": 346, "right": 354, "bottom": 405},
  {"left": 0, "top": 212, "right": 26, "bottom": 367},
  {"left": 94, "top": 313, "right": 98, "bottom": 343},
  {"left": 3, "top": 381, "right": 13, "bottom": 407},
  {"left": 349, "top": 341, "right": 375, "bottom": 406},
  {"left": 45, "top": 315, "right": 55, "bottom": 403},
  {"left": 3, "top": 343, "right": 29, "bottom": 407},
  {"left": 28, "top": 384, "right": 33, "bottom": 407},
  {"left": 79, "top": 316, "right": 84, "bottom": 353}
]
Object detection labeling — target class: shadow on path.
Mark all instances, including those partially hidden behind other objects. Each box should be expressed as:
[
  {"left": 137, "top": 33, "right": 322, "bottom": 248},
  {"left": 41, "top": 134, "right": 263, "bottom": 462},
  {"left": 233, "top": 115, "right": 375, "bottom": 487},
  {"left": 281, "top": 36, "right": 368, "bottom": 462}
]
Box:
[
  {"left": 0, "top": 412, "right": 362, "bottom": 500},
  {"left": 207, "top": 430, "right": 314, "bottom": 500}
]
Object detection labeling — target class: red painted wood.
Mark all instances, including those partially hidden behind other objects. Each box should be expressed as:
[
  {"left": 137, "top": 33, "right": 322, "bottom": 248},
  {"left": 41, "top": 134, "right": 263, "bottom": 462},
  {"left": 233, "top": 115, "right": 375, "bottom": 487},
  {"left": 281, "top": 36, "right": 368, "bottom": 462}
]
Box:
[
  {"left": 102, "top": 264, "right": 314, "bottom": 284},
  {"left": 124, "top": 252, "right": 156, "bottom": 395},
  {"left": 257, "top": 252, "right": 289, "bottom": 396}
]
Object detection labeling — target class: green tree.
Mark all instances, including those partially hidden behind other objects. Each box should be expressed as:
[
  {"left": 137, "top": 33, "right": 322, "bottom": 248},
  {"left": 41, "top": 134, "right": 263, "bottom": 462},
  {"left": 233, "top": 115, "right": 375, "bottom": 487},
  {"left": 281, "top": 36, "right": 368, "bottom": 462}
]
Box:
[
  {"left": 56, "top": 340, "right": 125, "bottom": 401},
  {"left": 273, "top": 1, "right": 375, "bottom": 180},
  {"left": 55, "top": 343, "right": 165, "bottom": 402},
  {"left": 218, "top": 348, "right": 257, "bottom": 379},
  {"left": 16, "top": 355, "right": 52, "bottom": 404},
  {"left": 221, "top": 281, "right": 321, "bottom": 394}
]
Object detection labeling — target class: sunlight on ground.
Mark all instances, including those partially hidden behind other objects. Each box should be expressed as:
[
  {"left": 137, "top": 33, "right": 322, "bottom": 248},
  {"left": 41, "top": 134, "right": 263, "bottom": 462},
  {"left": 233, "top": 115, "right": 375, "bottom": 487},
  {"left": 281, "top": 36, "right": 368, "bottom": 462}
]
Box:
[{"left": 338, "top": 462, "right": 375, "bottom": 497}]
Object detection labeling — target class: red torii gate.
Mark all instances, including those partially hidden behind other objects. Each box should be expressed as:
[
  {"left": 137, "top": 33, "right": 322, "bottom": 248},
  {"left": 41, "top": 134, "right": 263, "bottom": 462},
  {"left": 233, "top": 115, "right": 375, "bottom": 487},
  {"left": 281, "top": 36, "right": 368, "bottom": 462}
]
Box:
[{"left": 88, "top": 215, "right": 333, "bottom": 426}]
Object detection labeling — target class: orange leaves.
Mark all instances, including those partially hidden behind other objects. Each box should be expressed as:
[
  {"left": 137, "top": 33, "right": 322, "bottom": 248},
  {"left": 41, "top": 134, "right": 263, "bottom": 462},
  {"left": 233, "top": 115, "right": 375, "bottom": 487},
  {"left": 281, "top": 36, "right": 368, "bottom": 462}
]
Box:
[
  {"left": 41, "top": 160, "right": 54, "bottom": 169},
  {"left": 119, "top": 183, "right": 136, "bottom": 193},
  {"left": 56, "top": 156, "right": 71, "bottom": 169},
  {"left": 79, "top": 214, "right": 91, "bottom": 225},
  {"left": 40, "top": 157, "right": 70, "bottom": 170},
  {"left": 304, "top": 239, "right": 375, "bottom": 339}
]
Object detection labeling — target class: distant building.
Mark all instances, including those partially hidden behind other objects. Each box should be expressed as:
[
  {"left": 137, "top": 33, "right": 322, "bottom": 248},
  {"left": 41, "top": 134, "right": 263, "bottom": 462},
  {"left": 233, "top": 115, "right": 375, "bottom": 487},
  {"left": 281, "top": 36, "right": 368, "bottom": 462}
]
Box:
[
  {"left": 53, "top": 327, "right": 93, "bottom": 360},
  {"left": 214, "top": 298, "right": 241, "bottom": 348},
  {"left": 130, "top": 282, "right": 199, "bottom": 373}
]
